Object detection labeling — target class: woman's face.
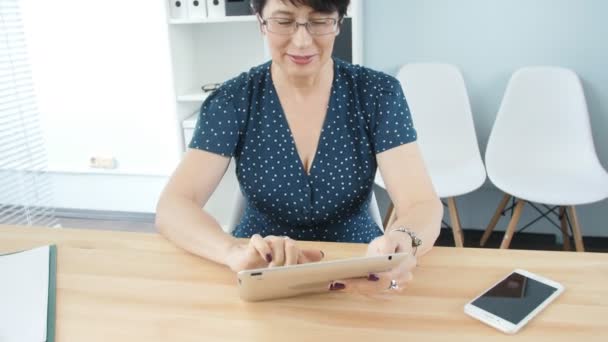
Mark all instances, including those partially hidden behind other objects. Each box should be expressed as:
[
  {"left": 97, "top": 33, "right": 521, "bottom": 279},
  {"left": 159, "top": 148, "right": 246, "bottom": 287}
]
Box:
[{"left": 260, "top": 0, "right": 339, "bottom": 78}]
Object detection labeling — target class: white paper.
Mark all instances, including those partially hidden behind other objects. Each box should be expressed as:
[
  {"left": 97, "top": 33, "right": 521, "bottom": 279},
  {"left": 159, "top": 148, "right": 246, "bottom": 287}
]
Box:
[{"left": 0, "top": 245, "right": 50, "bottom": 342}]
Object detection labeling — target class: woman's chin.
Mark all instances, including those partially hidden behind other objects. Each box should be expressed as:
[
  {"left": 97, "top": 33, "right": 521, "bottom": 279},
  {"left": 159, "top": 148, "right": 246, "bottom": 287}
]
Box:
[{"left": 284, "top": 59, "right": 323, "bottom": 76}]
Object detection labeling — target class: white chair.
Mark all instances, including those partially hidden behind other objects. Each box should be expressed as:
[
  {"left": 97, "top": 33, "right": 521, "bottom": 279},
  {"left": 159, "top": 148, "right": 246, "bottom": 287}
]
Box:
[
  {"left": 481, "top": 66, "right": 608, "bottom": 251},
  {"left": 227, "top": 180, "right": 384, "bottom": 234},
  {"left": 376, "top": 63, "right": 487, "bottom": 247}
]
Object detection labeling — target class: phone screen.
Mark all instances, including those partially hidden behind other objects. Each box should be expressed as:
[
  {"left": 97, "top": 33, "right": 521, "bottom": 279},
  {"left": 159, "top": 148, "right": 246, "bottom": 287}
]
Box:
[{"left": 471, "top": 272, "right": 558, "bottom": 325}]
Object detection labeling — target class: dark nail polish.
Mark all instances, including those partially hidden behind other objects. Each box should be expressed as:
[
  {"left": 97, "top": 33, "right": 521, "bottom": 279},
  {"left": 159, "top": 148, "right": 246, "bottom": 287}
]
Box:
[
  {"left": 330, "top": 282, "right": 346, "bottom": 291},
  {"left": 320, "top": 250, "right": 325, "bottom": 258},
  {"left": 266, "top": 253, "right": 273, "bottom": 263},
  {"left": 367, "top": 274, "right": 380, "bottom": 282}
]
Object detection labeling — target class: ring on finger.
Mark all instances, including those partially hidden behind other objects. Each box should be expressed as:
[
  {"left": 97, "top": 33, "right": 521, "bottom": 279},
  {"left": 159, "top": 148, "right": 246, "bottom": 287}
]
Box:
[{"left": 388, "top": 279, "right": 399, "bottom": 290}]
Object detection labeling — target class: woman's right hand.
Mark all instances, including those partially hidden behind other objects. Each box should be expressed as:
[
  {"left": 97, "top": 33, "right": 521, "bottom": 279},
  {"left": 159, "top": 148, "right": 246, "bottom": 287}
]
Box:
[{"left": 225, "top": 234, "right": 325, "bottom": 272}]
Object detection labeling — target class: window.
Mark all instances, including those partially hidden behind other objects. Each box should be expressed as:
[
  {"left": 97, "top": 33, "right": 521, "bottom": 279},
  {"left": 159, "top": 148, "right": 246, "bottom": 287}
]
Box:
[{"left": 0, "top": 0, "right": 57, "bottom": 226}]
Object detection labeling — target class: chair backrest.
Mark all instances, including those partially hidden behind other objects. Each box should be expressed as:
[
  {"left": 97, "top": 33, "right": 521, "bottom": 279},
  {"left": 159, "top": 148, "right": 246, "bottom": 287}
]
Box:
[
  {"left": 368, "top": 190, "right": 384, "bottom": 231},
  {"left": 396, "top": 63, "right": 483, "bottom": 165},
  {"left": 486, "top": 66, "right": 603, "bottom": 175}
]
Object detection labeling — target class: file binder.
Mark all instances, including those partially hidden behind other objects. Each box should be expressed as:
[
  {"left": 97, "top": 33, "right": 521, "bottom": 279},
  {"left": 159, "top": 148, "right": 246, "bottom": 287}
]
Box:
[
  {"left": 188, "top": 0, "right": 207, "bottom": 19},
  {"left": 225, "top": 0, "right": 251, "bottom": 16},
  {"left": 207, "top": 0, "right": 226, "bottom": 18},
  {"left": 168, "top": 0, "right": 189, "bottom": 19}
]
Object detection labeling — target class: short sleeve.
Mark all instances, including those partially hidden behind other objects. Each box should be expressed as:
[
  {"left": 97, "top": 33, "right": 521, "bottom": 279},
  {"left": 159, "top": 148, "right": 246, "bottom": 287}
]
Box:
[
  {"left": 188, "top": 91, "right": 240, "bottom": 157},
  {"left": 371, "top": 77, "right": 417, "bottom": 154}
]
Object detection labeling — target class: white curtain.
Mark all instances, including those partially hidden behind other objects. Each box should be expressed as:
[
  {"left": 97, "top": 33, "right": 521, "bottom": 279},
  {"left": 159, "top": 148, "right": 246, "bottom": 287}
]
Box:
[{"left": 0, "top": 0, "right": 57, "bottom": 226}]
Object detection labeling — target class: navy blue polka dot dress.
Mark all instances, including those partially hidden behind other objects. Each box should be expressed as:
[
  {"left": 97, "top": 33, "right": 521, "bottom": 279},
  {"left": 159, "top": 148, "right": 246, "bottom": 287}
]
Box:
[{"left": 189, "top": 59, "right": 417, "bottom": 243}]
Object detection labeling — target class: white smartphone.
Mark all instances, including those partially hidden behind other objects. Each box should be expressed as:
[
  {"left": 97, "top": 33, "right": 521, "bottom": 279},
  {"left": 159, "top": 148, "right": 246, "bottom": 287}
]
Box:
[
  {"left": 464, "top": 269, "right": 564, "bottom": 334},
  {"left": 237, "top": 252, "right": 411, "bottom": 302}
]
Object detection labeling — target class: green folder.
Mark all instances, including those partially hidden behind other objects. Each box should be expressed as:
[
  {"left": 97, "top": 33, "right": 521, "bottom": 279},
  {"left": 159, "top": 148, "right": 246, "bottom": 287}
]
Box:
[{"left": 47, "top": 245, "right": 57, "bottom": 342}]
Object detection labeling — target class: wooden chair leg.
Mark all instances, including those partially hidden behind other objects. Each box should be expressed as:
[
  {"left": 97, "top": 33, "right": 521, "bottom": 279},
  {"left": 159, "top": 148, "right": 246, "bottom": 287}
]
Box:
[
  {"left": 500, "top": 200, "right": 526, "bottom": 249},
  {"left": 447, "top": 197, "right": 464, "bottom": 247},
  {"left": 566, "top": 206, "right": 585, "bottom": 252},
  {"left": 559, "top": 206, "right": 571, "bottom": 251},
  {"left": 383, "top": 202, "right": 395, "bottom": 230},
  {"left": 480, "top": 194, "right": 511, "bottom": 246}
]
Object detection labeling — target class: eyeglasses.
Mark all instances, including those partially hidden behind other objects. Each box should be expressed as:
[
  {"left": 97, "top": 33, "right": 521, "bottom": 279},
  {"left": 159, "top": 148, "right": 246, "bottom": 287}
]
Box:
[
  {"left": 259, "top": 17, "right": 339, "bottom": 36},
  {"left": 201, "top": 83, "right": 221, "bottom": 93}
]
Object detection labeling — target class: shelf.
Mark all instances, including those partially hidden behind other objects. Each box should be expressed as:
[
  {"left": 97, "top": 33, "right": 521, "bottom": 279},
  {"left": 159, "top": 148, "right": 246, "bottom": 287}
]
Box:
[
  {"left": 169, "top": 15, "right": 257, "bottom": 25},
  {"left": 177, "top": 88, "right": 211, "bottom": 103},
  {"left": 182, "top": 112, "right": 198, "bottom": 129}
]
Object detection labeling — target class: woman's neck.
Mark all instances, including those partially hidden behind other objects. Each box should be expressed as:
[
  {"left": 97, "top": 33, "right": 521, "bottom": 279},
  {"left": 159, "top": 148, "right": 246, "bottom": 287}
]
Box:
[{"left": 271, "top": 59, "right": 333, "bottom": 98}]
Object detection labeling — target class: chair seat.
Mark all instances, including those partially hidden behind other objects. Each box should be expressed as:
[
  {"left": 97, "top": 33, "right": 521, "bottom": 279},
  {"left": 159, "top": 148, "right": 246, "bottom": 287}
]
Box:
[
  {"left": 375, "top": 157, "right": 486, "bottom": 199},
  {"left": 489, "top": 169, "right": 608, "bottom": 206}
]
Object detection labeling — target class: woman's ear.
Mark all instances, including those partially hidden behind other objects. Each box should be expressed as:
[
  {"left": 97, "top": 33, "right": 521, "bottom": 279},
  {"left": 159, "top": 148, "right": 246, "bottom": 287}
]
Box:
[
  {"left": 257, "top": 15, "right": 266, "bottom": 35},
  {"left": 335, "top": 17, "right": 344, "bottom": 36}
]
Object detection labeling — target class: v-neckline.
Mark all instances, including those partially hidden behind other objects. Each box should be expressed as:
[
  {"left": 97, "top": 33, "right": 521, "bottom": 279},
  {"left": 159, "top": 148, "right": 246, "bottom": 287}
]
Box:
[{"left": 269, "top": 60, "right": 337, "bottom": 177}]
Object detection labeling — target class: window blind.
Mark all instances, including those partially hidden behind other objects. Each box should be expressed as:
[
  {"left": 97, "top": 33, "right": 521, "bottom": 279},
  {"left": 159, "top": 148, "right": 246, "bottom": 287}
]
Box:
[{"left": 0, "top": 0, "right": 57, "bottom": 227}]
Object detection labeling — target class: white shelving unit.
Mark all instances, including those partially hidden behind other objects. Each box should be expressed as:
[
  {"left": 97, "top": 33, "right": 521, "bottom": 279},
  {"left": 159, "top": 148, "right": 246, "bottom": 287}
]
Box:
[{"left": 168, "top": 18, "right": 265, "bottom": 126}]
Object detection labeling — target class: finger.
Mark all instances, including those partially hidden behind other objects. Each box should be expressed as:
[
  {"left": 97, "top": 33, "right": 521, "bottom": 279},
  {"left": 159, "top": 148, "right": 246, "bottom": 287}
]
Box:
[
  {"left": 265, "top": 235, "right": 285, "bottom": 267},
  {"left": 329, "top": 268, "right": 412, "bottom": 293},
  {"left": 367, "top": 236, "right": 399, "bottom": 256},
  {"left": 328, "top": 280, "right": 347, "bottom": 291},
  {"left": 386, "top": 271, "right": 413, "bottom": 292},
  {"left": 298, "top": 249, "right": 325, "bottom": 264},
  {"left": 381, "top": 267, "right": 414, "bottom": 289},
  {"left": 402, "top": 255, "right": 417, "bottom": 271},
  {"left": 384, "top": 264, "right": 413, "bottom": 283},
  {"left": 383, "top": 256, "right": 414, "bottom": 281},
  {"left": 342, "top": 257, "right": 416, "bottom": 292},
  {"left": 249, "top": 234, "right": 273, "bottom": 264},
  {"left": 403, "top": 270, "right": 414, "bottom": 284},
  {"left": 346, "top": 272, "right": 392, "bottom": 292},
  {"left": 340, "top": 272, "right": 410, "bottom": 293},
  {"left": 327, "top": 273, "right": 374, "bottom": 293},
  {"left": 283, "top": 237, "right": 299, "bottom": 265},
  {"left": 355, "top": 252, "right": 415, "bottom": 287}
]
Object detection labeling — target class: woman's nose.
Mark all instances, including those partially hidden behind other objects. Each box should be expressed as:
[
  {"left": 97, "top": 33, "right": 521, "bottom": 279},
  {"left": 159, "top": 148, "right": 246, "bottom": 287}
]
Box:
[{"left": 290, "top": 23, "right": 313, "bottom": 48}]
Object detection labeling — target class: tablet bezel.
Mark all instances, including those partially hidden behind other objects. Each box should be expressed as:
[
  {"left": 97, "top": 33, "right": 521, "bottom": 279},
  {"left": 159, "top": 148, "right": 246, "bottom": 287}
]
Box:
[{"left": 237, "top": 252, "right": 412, "bottom": 301}]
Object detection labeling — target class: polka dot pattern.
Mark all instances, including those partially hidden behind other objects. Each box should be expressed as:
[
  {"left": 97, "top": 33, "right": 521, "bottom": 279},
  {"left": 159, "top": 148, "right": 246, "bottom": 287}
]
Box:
[{"left": 189, "top": 59, "right": 417, "bottom": 243}]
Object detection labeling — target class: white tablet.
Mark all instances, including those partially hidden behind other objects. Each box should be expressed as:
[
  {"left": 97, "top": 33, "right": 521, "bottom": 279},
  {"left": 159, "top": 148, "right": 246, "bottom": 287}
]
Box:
[
  {"left": 464, "top": 269, "right": 564, "bottom": 334},
  {"left": 237, "top": 252, "right": 411, "bottom": 301}
]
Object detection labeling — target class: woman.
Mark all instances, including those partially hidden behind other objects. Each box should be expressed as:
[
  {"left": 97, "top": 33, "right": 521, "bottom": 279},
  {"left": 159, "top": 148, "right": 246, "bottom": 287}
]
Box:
[{"left": 156, "top": 0, "right": 442, "bottom": 293}]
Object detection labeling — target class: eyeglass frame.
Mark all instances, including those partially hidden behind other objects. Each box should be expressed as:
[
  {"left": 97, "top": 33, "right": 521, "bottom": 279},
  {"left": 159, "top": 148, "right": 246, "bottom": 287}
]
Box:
[
  {"left": 201, "top": 83, "right": 221, "bottom": 93},
  {"left": 257, "top": 16, "right": 342, "bottom": 36}
]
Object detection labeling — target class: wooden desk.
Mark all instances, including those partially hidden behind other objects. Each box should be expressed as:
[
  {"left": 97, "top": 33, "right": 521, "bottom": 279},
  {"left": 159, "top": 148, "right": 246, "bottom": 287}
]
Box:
[{"left": 1, "top": 225, "right": 606, "bottom": 341}]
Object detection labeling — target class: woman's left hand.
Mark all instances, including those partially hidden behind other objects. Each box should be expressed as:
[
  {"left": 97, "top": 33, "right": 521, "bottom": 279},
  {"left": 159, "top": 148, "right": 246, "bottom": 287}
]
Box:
[{"left": 329, "top": 231, "right": 417, "bottom": 293}]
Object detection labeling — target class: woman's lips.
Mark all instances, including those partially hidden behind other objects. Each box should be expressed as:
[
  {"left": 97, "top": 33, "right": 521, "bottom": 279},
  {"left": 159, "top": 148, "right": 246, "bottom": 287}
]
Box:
[{"left": 288, "top": 54, "right": 315, "bottom": 65}]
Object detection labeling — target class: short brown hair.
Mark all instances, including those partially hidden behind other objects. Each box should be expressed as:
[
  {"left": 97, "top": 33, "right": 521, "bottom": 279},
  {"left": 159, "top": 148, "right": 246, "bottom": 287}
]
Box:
[{"left": 250, "top": 0, "right": 350, "bottom": 19}]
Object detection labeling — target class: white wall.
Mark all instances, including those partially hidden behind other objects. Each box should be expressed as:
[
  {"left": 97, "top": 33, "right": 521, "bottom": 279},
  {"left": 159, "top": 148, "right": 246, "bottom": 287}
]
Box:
[
  {"left": 19, "top": 0, "right": 182, "bottom": 212},
  {"left": 365, "top": 0, "right": 608, "bottom": 237}
]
